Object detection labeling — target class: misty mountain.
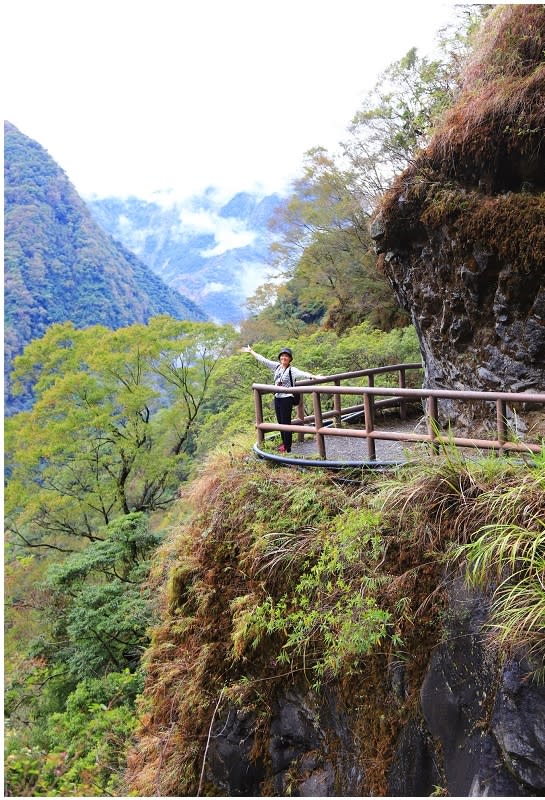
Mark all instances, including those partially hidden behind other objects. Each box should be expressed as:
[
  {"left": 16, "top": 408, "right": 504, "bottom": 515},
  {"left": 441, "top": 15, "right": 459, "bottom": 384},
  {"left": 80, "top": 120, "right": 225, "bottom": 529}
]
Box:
[
  {"left": 87, "top": 190, "right": 283, "bottom": 323},
  {"left": 4, "top": 121, "right": 206, "bottom": 413}
]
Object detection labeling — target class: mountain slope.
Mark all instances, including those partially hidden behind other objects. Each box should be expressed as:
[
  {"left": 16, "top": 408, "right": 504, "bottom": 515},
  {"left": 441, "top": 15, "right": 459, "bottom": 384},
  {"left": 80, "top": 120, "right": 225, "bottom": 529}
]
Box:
[
  {"left": 4, "top": 121, "right": 206, "bottom": 412},
  {"left": 87, "top": 191, "right": 282, "bottom": 323}
]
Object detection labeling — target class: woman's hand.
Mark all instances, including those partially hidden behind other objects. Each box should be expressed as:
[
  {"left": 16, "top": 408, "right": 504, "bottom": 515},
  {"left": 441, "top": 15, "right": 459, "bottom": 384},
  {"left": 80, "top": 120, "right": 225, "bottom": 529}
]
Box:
[{"left": 239, "top": 345, "right": 252, "bottom": 353}]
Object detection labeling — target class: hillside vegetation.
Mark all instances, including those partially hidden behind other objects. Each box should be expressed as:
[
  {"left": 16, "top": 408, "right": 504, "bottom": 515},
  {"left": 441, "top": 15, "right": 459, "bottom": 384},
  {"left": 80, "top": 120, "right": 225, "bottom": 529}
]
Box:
[
  {"left": 5, "top": 5, "right": 545, "bottom": 797},
  {"left": 4, "top": 121, "right": 205, "bottom": 413},
  {"left": 125, "top": 447, "right": 545, "bottom": 795}
]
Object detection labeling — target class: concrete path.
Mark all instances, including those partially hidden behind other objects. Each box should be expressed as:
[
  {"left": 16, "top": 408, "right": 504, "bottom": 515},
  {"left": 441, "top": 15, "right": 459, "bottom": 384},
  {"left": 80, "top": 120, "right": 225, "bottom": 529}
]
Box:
[{"left": 288, "top": 416, "right": 424, "bottom": 465}]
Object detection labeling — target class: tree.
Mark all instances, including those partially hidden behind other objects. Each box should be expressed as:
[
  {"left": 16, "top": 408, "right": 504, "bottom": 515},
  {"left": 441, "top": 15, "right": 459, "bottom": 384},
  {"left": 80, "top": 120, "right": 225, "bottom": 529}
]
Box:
[
  {"left": 243, "top": 11, "right": 485, "bottom": 339},
  {"left": 4, "top": 316, "right": 236, "bottom": 795},
  {"left": 38, "top": 513, "right": 161, "bottom": 678},
  {"left": 247, "top": 148, "right": 406, "bottom": 334},
  {"left": 343, "top": 7, "right": 488, "bottom": 211},
  {"left": 5, "top": 317, "right": 236, "bottom": 553}
]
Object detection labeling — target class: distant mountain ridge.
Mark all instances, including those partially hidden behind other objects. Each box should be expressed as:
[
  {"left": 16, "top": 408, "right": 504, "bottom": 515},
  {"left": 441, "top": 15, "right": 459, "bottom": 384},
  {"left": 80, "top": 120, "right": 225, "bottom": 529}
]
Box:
[
  {"left": 87, "top": 190, "right": 283, "bottom": 323},
  {"left": 4, "top": 121, "right": 206, "bottom": 413}
]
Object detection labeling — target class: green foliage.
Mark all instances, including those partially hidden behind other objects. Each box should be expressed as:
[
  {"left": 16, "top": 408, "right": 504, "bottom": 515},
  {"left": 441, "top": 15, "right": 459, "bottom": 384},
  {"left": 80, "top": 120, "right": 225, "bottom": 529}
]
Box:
[
  {"left": 5, "top": 516, "right": 158, "bottom": 795},
  {"left": 238, "top": 506, "right": 398, "bottom": 686},
  {"left": 5, "top": 317, "right": 236, "bottom": 551},
  {"left": 4, "top": 121, "right": 205, "bottom": 413},
  {"left": 241, "top": 13, "right": 482, "bottom": 341},
  {"left": 232, "top": 494, "right": 400, "bottom": 685},
  {"left": 451, "top": 456, "right": 545, "bottom": 663},
  {"left": 5, "top": 670, "right": 143, "bottom": 797},
  {"left": 5, "top": 514, "right": 158, "bottom": 713},
  {"left": 38, "top": 513, "right": 160, "bottom": 678},
  {"left": 4, "top": 314, "right": 235, "bottom": 798},
  {"left": 244, "top": 148, "right": 408, "bottom": 337},
  {"left": 343, "top": 7, "right": 485, "bottom": 208}
]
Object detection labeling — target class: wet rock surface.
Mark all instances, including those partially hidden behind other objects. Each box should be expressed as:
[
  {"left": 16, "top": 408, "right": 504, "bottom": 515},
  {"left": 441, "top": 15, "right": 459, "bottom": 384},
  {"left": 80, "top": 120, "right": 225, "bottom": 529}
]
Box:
[{"left": 205, "top": 582, "right": 545, "bottom": 797}]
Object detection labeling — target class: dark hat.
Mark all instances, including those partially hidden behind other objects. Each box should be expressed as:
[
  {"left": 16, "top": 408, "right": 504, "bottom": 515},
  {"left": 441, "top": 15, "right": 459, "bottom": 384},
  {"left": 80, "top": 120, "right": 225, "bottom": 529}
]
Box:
[{"left": 278, "top": 348, "right": 293, "bottom": 360}]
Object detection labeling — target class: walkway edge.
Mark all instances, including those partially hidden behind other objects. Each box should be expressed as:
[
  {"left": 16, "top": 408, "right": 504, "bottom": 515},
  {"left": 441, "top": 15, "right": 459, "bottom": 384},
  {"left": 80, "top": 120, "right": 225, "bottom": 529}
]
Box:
[{"left": 252, "top": 444, "right": 406, "bottom": 471}]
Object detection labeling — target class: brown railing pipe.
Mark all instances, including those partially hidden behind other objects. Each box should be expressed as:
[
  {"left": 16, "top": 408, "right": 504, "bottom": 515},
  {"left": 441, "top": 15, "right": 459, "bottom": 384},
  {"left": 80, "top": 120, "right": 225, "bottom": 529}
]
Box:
[
  {"left": 497, "top": 399, "right": 507, "bottom": 457},
  {"left": 254, "top": 387, "right": 264, "bottom": 444},
  {"left": 252, "top": 364, "right": 545, "bottom": 463},
  {"left": 399, "top": 368, "right": 407, "bottom": 421},
  {"left": 253, "top": 384, "right": 545, "bottom": 405},
  {"left": 333, "top": 379, "right": 342, "bottom": 427},
  {"left": 364, "top": 391, "right": 376, "bottom": 461}
]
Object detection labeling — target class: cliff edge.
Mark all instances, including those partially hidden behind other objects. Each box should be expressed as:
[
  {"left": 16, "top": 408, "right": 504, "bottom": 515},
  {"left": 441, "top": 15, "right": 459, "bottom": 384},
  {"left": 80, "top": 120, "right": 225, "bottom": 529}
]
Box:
[{"left": 372, "top": 6, "right": 545, "bottom": 416}]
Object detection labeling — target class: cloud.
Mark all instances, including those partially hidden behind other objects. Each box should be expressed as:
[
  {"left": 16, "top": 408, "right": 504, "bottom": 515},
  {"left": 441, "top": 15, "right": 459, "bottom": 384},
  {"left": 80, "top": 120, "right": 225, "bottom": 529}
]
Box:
[
  {"left": 3, "top": 1, "right": 459, "bottom": 204},
  {"left": 202, "top": 281, "right": 230, "bottom": 296},
  {"left": 200, "top": 224, "right": 257, "bottom": 258},
  {"left": 165, "top": 198, "right": 259, "bottom": 256},
  {"left": 237, "top": 260, "right": 276, "bottom": 298}
]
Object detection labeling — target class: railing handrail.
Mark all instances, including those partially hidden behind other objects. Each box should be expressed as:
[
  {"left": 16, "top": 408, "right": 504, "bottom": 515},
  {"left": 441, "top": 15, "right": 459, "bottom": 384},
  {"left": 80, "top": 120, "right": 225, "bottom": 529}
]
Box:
[
  {"left": 296, "top": 362, "right": 423, "bottom": 385},
  {"left": 253, "top": 382, "right": 545, "bottom": 405},
  {"left": 251, "top": 363, "right": 545, "bottom": 463}
]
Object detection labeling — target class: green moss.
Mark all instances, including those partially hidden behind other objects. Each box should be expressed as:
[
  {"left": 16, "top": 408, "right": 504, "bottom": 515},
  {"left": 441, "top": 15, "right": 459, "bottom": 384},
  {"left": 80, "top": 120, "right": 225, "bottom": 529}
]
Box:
[{"left": 125, "top": 447, "right": 544, "bottom": 795}]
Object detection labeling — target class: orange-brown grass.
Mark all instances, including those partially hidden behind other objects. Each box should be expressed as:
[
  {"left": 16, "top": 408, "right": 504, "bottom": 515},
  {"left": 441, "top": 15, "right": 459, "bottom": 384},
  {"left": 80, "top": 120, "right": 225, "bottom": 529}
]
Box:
[
  {"left": 378, "top": 5, "right": 545, "bottom": 232},
  {"left": 431, "top": 6, "right": 545, "bottom": 173},
  {"left": 124, "top": 453, "right": 348, "bottom": 796},
  {"left": 124, "top": 445, "right": 543, "bottom": 796},
  {"left": 122, "top": 450, "right": 449, "bottom": 796}
]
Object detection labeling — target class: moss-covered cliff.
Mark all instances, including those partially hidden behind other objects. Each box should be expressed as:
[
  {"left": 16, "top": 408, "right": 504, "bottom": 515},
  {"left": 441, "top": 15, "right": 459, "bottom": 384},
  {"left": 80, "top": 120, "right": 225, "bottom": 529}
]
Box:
[
  {"left": 125, "top": 449, "right": 544, "bottom": 796},
  {"left": 372, "top": 6, "right": 545, "bottom": 410}
]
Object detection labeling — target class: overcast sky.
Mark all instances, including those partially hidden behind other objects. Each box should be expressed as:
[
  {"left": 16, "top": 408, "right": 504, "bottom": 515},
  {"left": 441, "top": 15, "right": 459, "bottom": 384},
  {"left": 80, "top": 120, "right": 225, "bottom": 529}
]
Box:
[{"left": 4, "top": 0, "right": 463, "bottom": 204}]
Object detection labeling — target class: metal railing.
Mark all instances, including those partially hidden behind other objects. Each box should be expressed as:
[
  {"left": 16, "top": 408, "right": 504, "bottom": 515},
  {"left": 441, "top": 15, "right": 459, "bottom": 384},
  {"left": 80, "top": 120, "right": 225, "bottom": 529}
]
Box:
[{"left": 252, "top": 363, "right": 545, "bottom": 462}]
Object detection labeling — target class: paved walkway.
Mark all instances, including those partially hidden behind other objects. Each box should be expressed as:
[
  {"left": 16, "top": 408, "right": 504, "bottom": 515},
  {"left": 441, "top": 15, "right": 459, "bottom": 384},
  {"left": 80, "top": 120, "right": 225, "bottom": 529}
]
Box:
[{"left": 286, "top": 416, "right": 424, "bottom": 465}]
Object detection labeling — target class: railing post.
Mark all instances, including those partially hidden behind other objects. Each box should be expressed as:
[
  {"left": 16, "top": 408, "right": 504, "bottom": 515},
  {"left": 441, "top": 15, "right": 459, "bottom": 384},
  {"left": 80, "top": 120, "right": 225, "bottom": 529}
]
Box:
[
  {"left": 312, "top": 391, "right": 327, "bottom": 459},
  {"left": 295, "top": 393, "right": 305, "bottom": 442},
  {"left": 363, "top": 391, "right": 376, "bottom": 461},
  {"left": 366, "top": 374, "right": 375, "bottom": 429},
  {"left": 427, "top": 395, "right": 439, "bottom": 454},
  {"left": 333, "top": 379, "right": 342, "bottom": 427},
  {"left": 254, "top": 388, "right": 264, "bottom": 444},
  {"left": 497, "top": 399, "right": 507, "bottom": 456},
  {"left": 398, "top": 368, "right": 407, "bottom": 421}
]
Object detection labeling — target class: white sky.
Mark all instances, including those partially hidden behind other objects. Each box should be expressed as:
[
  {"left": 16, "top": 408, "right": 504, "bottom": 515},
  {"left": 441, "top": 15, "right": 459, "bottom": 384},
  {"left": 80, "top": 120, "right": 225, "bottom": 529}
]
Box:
[{"left": 4, "top": 0, "right": 464, "bottom": 203}]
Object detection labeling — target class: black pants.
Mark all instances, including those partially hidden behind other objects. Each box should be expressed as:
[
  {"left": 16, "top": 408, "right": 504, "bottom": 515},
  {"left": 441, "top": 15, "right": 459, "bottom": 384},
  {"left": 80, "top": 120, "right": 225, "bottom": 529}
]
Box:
[{"left": 274, "top": 396, "right": 294, "bottom": 451}]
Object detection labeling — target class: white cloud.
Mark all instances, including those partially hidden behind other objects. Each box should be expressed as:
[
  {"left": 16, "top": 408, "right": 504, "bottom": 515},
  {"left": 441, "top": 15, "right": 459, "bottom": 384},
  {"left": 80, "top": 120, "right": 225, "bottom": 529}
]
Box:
[
  {"left": 3, "top": 0, "right": 460, "bottom": 203},
  {"left": 202, "top": 281, "right": 230, "bottom": 296},
  {"left": 200, "top": 226, "right": 256, "bottom": 258},
  {"left": 164, "top": 204, "right": 258, "bottom": 254},
  {"left": 237, "top": 261, "right": 274, "bottom": 299}
]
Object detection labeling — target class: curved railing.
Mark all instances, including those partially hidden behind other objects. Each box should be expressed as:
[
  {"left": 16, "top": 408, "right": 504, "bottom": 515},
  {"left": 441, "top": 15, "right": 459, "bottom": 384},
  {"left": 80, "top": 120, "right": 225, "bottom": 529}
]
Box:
[{"left": 252, "top": 363, "right": 545, "bottom": 465}]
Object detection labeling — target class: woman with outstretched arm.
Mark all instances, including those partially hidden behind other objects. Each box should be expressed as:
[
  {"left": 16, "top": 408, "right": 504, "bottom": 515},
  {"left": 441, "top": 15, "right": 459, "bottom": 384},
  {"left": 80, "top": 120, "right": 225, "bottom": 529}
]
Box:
[{"left": 241, "top": 345, "right": 318, "bottom": 453}]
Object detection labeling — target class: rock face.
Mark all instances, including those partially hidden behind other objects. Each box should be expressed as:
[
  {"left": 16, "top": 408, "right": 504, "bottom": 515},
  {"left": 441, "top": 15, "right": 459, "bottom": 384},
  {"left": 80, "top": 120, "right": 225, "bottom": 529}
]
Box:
[
  {"left": 371, "top": 6, "right": 545, "bottom": 418},
  {"left": 412, "top": 579, "right": 545, "bottom": 797},
  {"left": 204, "top": 580, "right": 545, "bottom": 797},
  {"left": 206, "top": 689, "right": 363, "bottom": 796}
]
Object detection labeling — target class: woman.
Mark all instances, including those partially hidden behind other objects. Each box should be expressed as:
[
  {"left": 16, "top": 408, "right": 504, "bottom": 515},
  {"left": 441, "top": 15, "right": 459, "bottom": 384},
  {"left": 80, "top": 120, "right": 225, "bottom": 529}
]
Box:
[{"left": 242, "top": 345, "right": 316, "bottom": 453}]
